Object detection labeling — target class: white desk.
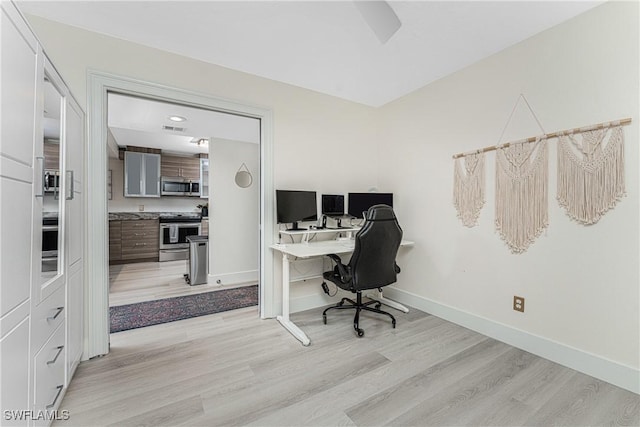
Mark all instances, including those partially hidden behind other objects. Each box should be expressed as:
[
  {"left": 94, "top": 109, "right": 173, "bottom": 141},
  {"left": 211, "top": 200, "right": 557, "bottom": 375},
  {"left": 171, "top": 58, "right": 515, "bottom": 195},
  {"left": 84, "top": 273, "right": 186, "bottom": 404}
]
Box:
[{"left": 270, "top": 235, "right": 414, "bottom": 346}]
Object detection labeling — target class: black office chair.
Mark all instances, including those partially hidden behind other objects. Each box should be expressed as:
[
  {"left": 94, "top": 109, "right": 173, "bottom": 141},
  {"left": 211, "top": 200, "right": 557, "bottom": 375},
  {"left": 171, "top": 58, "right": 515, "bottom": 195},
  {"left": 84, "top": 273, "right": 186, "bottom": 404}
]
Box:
[{"left": 322, "top": 204, "right": 402, "bottom": 337}]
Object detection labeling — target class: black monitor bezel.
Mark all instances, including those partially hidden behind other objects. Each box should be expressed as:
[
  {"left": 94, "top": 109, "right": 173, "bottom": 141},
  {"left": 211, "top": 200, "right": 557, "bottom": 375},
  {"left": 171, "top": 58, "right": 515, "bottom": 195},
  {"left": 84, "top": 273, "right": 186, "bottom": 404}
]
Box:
[
  {"left": 321, "top": 194, "right": 345, "bottom": 217},
  {"left": 276, "top": 190, "right": 318, "bottom": 228},
  {"left": 347, "top": 192, "right": 393, "bottom": 218}
]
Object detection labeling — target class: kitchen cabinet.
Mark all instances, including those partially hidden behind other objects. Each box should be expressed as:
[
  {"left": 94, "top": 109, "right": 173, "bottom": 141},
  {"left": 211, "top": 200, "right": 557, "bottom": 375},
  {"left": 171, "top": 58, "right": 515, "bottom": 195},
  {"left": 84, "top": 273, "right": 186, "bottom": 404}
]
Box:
[
  {"left": 201, "top": 218, "right": 209, "bottom": 236},
  {"left": 200, "top": 158, "right": 209, "bottom": 199},
  {"left": 120, "top": 219, "right": 160, "bottom": 262},
  {"left": 124, "top": 151, "right": 160, "bottom": 197},
  {"left": 109, "top": 220, "right": 122, "bottom": 262},
  {"left": 1, "top": 3, "right": 85, "bottom": 424},
  {"left": 161, "top": 154, "right": 200, "bottom": 180},
  {"left": 43, "top": 140, "right": 60, "bottom": 170}
]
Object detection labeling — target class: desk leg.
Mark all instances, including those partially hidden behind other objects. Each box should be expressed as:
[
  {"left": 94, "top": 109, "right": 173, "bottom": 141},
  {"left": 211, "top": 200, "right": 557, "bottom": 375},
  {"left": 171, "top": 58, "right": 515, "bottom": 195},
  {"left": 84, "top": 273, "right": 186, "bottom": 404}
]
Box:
[
  {"left": 366, "top": 290, "right": 409, "bottom": 313},
  {"left": 276, "top": 253, "right": 311, "bottom": 346}
]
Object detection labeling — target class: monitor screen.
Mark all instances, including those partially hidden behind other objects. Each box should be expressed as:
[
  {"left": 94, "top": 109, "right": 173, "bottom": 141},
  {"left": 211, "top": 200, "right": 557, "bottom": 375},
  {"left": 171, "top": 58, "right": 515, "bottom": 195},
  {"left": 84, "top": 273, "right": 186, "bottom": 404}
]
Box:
[
  {"left": 276, "top": 190, "right": 318, "bottom": 229},
  {"left": 321, "top": 194, "right": 344, "bottom": 216},
  {"left": 347, "top": 192, "right": 393, "bottom": 218}
]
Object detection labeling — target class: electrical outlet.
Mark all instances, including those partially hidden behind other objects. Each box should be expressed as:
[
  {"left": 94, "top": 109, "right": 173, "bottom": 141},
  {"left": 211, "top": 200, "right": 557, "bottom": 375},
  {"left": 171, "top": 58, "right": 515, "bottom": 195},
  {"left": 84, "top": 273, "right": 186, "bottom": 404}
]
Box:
[
  {"left": 513, "top": 296, "right": 525, "bottom": 312},
  {"left": 138, "top": 205, "right": 144, "bottom": 212}
]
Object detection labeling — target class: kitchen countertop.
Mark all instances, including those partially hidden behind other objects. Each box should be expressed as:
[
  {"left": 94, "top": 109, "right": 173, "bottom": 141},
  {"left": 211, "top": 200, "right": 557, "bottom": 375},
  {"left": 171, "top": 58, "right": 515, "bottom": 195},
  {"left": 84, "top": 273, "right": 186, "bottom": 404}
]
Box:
[{"left": 109, "top": 212, "right": 203, "bottom": 221}]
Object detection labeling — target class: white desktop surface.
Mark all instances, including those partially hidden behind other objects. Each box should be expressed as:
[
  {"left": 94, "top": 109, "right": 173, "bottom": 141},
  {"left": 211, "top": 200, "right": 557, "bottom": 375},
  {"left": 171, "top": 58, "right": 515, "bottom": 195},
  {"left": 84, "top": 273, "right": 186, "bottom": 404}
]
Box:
[
  {"left": 270, "top": 237, "right": 414, "bottom": 346},
  {"left": 271, "top": 239, "right": 414, "bottom": 258}
]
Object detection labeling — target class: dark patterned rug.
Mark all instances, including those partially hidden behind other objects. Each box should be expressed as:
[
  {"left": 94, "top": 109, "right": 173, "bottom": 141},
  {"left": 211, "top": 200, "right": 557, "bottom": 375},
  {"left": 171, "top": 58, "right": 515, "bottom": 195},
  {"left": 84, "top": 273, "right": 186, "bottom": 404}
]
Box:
[{"left": 110, "top": 285, "right": 259, "bottom": 333}]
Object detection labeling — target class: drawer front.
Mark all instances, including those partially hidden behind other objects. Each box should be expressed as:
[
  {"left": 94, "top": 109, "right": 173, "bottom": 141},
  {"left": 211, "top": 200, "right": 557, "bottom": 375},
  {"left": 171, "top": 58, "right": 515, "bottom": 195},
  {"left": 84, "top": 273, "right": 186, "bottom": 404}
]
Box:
[
  {"left": 121, "top": 229, "right": 157, "bottom": 241},
  {"left": 33, "top": 323, "right": 66, "bottom": 416},
  {"left": 31, "top": 286, "right": 65, "bottom": 354},
  {"left": 121, "top": 219, "right": 158, "bottom": 233}
]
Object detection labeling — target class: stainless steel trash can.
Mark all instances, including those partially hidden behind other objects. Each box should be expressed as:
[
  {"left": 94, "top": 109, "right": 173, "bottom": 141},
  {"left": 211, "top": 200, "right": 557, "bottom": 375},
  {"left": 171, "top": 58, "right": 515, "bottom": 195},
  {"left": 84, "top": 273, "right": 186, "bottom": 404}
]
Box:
[{"left": 185, "top": 235, "right": 208, "bottom": 285}]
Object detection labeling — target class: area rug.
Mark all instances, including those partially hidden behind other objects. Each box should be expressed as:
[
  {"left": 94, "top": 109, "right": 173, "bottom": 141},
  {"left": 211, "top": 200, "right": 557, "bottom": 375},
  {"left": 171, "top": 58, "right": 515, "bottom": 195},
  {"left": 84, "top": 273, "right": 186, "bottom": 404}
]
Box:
[{"left": 110, "top": 285, "right": 258, "bottom": 333}]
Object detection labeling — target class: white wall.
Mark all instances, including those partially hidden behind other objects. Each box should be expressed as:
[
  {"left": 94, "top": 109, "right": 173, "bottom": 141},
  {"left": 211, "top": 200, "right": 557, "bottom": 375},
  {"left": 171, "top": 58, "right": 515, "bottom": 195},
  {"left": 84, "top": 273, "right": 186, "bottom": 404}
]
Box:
[
  {"left": 378, "top": 1, "right": 639, "bottom": 387},
  {"left": 209, "top": 138, "right": 259, "bottom": 285},
  {"left": 24, "top": 14, "right": 379, "bottom": 309},
  {"left": 107, "top": 157, "right": 202, "bottom": 213}
]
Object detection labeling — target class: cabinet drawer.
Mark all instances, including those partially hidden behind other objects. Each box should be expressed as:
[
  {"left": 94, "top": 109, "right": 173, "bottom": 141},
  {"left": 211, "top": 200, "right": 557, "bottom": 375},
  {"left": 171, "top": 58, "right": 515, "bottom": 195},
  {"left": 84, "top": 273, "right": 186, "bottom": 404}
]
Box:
[
  {"left": 121, "top": 230, "right": 157, "bottom": 241},
  {"left": 33, "top": 323, "right": 66, "bottom": 414},
  {"left": 31, "top": 286, "right": 65, "bottom": 354},
  {"left": 121, "top": 219, "right": 158, "bottom": 232},
  {"left": 121, "top": 239, "right": 158, "bottom": 251}
]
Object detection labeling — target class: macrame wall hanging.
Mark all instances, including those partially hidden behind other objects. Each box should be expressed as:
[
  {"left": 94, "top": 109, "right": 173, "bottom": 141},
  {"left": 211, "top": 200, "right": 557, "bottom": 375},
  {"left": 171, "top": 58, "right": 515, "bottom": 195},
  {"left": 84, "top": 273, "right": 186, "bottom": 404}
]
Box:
[
  {"left": 495, "top": 138, "right": 549, "bottom": 254},
  {"left": 557, "top": 123, "right": 625, "bottom": 225},
  {"left": 453, "top": 152, "right": 485, "bottom": 227}
]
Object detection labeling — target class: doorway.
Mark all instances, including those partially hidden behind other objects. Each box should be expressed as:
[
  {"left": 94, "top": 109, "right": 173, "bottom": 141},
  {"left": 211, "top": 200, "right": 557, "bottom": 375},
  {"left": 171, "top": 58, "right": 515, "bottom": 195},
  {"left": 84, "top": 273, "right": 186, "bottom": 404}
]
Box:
[
  {"left": 86, "top": 71, "right": 275, "bottom": 359},
  {"left": 106, "top": 93, "right": 260, "bottom": 330}
]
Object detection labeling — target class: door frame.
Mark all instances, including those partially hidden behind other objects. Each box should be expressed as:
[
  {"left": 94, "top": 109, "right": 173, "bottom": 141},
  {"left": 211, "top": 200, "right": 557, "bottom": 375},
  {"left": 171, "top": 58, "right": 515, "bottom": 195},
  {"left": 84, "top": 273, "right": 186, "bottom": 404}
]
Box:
[{"left": 85, "top": 70, "right": 275, "bottom": 359}]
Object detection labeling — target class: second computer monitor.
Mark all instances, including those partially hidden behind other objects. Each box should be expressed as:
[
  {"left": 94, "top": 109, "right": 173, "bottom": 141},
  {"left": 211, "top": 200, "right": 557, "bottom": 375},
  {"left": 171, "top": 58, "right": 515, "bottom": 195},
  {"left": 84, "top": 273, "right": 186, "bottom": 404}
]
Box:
[
  {"left": 347, "top": 192, "right": 393, "bottom": 218},
  {"left": 276, "top": 190, "right": 318, "bottom": 230},
  {"left": 321, "top": 194, "right": 345, "bottom": 217}
]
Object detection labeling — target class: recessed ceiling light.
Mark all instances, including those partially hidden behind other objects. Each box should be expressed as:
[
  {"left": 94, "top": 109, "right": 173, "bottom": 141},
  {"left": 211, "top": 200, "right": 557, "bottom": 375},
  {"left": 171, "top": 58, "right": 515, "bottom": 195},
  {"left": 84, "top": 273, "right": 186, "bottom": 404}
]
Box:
[{"left": 168, "top": 115, "right": 186, "bottom": 122}]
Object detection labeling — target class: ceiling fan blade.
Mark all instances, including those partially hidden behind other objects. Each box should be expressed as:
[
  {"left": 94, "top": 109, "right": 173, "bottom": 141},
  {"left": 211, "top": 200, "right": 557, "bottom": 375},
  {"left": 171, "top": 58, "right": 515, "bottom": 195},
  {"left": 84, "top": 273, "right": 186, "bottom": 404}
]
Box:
[{"left": 354, "top": 1, "right": 402, "bottom": 44}]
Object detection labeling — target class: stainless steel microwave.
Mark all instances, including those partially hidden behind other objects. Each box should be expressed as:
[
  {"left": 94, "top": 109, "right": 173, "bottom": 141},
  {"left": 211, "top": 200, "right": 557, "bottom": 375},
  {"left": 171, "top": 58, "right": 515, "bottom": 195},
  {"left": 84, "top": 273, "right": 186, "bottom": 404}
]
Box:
[
  {"left": 160, "top": 176, "right": 200, "bottom": 197},
  {"left": 44, "top": 169, "right": 60, "bottom": 193}
]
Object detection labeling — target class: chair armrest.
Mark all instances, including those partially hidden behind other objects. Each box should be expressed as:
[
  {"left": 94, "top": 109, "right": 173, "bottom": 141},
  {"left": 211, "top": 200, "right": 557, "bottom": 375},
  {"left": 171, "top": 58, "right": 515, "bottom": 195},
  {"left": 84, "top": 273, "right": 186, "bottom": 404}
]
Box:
[
  {"left": 327, "top": 254, "right": 351, "bottom": 283},
  {"left": 395, "top": 262, "right": 401, "bottom": 274}
]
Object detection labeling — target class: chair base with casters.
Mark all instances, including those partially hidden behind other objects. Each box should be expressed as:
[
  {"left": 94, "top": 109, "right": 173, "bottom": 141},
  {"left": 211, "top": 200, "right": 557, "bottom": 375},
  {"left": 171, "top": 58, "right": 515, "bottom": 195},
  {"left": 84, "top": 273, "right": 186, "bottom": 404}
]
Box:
[{"left": 322, "top": 287, "right": 396, "bottom": 337}]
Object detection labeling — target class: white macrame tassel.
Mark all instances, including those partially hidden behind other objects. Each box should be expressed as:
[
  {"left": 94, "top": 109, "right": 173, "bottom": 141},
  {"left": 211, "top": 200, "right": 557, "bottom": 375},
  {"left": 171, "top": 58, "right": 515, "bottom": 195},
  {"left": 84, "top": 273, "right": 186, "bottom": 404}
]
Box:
[
  {"left": 557, "top": 125, "right": 625, "bottom": 225},
  {"left": 453, "top": 152, "right": 485, "bottom": 227},
  {"left": 495, "top": 139, "right": 549, "bottom": 254}
]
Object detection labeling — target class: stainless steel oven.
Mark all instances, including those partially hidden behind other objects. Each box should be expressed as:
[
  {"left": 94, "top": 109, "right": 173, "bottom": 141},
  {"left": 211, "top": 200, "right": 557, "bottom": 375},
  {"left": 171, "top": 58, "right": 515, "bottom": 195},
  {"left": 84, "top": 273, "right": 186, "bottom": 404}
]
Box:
[
  {"left": 42, "top": 216, "right": 58, "bottom": 272},
  {"left": 159, "top": 218, "right": 201, "bottom": 261}
]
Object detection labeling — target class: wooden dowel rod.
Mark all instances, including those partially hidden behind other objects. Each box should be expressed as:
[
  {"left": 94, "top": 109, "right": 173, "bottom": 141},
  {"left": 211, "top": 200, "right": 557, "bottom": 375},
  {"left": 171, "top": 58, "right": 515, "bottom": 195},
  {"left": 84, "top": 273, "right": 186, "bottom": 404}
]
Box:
[{"left": 452, "top": 117, "right": 632, "bottom": 159}]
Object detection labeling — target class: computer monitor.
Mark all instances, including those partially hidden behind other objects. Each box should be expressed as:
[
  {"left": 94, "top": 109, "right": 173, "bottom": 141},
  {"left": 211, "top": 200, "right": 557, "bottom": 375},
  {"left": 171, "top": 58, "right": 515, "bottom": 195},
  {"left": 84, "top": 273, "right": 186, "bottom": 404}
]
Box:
[
  {"left": 321, "top": 194, "right": 345, "bottom": 217},
  {"left": 347, "top": 192, "right": 393, "bottom": 218},
  {"left": 276, "top": 190, "right": 318, "bottom": 230}
]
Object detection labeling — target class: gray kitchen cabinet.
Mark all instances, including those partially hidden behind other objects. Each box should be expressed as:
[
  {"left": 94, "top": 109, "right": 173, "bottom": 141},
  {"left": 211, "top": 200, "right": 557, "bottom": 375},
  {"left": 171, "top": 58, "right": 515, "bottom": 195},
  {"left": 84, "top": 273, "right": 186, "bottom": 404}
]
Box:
[
  {"left": 109, "top": 220, "right": 122, "bottom": 263},
  {"left": 124, "top": 151, "right": 160, "bottom": 197}
]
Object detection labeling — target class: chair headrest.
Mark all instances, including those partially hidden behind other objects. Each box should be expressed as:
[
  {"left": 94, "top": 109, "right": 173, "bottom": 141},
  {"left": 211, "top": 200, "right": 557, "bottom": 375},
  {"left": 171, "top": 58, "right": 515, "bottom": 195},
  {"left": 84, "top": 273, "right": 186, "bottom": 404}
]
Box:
[{"left": 364, "top": 204, "right": 396, "bottom": 221}]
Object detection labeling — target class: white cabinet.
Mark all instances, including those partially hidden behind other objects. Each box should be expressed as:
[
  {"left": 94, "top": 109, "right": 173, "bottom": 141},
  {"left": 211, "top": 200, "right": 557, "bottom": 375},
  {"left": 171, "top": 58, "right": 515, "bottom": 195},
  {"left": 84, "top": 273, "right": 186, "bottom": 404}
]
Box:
[
  {"left": 0, "top": 0, "right": 39, "bottom": 318},
  {"left": 1, "top": 3, "right": 85, "bottom": 425},
  {"left": 65, "top": 98, "right": 84, "bottom": 380},
  {"left": 1, "top": 2, "right": 40, "bottom": 425},
  {"left": 124, "top": 151, "right": 160, "bottom": 197},
  {"left": 0, "top": 317, "right": 30, "bottom": 427}
]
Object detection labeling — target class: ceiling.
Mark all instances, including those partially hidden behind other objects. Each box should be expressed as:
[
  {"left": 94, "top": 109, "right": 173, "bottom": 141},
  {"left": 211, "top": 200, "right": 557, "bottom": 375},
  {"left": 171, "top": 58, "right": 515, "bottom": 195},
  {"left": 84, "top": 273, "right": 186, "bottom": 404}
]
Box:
[
  {"left": 19, "top": 1, "right": 603, "bottom": 107},
  {"left": 107, "top": 93, "right": 260, "bottom": 155}
]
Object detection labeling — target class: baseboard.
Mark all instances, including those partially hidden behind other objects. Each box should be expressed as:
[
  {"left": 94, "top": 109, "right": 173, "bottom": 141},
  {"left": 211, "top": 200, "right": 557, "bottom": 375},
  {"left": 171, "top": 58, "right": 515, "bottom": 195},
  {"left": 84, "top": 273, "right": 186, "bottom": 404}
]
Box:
[
  {"left": 209, "top": 269, "right": 258, "bottom": 286},
  {"left": 383, "top": 287, "right": 639, "bottom": 394}
]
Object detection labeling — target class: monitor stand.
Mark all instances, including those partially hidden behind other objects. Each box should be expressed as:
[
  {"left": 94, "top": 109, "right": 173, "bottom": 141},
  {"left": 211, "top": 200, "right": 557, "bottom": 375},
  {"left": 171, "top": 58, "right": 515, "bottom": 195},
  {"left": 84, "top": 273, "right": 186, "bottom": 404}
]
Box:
[{"left": 288, "top": 221, "right": 307, "bottom": 231}]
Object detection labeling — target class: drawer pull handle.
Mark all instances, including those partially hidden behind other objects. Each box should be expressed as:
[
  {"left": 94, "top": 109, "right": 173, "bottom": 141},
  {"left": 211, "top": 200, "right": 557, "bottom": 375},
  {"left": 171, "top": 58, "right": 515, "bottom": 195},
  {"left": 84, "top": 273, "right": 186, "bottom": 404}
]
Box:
[
  {"left": 134, "top": 233, "right": 146, "bottom": 236},
  {"left": 47, "top": 346, "right": 64, "bottom": 365},
  {"left": 134, "top": 242, "right": 147, "bottom": 246},
  {"left": 46, "top": 385, "right": 64, "bottom": 410},
  {"left": 47, "top": 307, "right": 64, "bottom": 321}
]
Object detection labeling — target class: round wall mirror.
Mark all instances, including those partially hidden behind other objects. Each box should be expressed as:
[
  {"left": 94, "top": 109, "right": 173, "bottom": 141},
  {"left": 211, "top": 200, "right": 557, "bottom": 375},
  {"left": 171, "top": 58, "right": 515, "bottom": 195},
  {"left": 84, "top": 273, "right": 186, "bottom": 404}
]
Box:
[{"left": 235, "top": 163, "right": 253, "bottom": 188}]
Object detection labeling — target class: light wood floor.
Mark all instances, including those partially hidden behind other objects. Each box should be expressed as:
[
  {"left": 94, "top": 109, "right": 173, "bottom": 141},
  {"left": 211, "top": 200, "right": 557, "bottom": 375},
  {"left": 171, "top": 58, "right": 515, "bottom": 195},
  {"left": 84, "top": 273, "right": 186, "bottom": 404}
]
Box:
[
  {"left": 56, "top": 304, "right": 639, "bottom": 426},
  {"left": 109, "top": 261, "right": 255, "bottom": 307}
]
